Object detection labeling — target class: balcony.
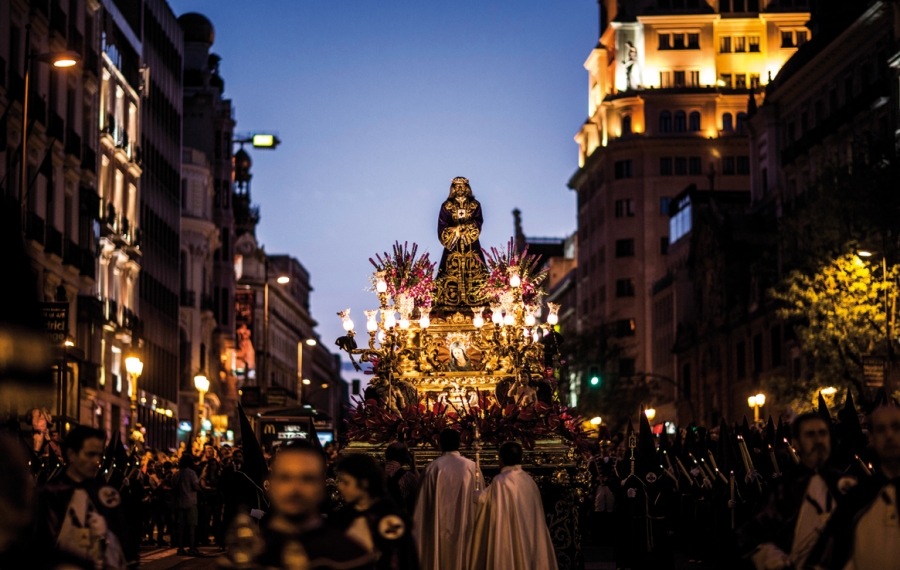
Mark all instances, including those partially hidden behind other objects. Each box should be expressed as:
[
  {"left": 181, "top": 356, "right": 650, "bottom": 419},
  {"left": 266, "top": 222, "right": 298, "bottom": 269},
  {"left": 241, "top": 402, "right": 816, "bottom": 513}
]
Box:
[
  {"left": 65, "top": 128, "right": 81, "bottom": 159},
  {"left": 25, "top": 212, "right": 45, "bottom": 245},
  {"left": 46, "top": 227, "right": 63, "bottom": 257},
  {"left": 180, "top": 289, "right": 196, "bottom": 308},
  {"left": 121, "top": 307, "right": 142, "bottom": 335},
  {"left": 78, "top": 247, "right": 96, "bottom": 277},
  {"left": 103, "top": 298, "right": 118, "bottom": 325},
  {"left": 81, "top": 144, "right": 96, "bottom": 173},
  {"left": 79, "top": 187, "right": 100, "bottom": 221},
  {"left": 63, "top": 238, "right": 79, "bottom": 267},
  {"left": 48, "top": 112, "right": 64, "bottom": 140}
]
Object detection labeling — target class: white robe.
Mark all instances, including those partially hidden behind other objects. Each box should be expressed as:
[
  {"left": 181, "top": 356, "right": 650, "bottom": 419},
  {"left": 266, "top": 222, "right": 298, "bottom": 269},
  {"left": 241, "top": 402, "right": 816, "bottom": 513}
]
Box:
[
  {"left": 469, "top": 465, "right": 558, "bottom": 570},
  {"left": 413, "top": 451, "right": 483, "bottom": 570}
]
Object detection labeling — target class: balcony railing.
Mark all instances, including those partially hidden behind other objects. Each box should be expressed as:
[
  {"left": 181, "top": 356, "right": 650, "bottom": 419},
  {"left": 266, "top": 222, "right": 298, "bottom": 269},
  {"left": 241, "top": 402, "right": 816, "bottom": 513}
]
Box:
[
  {"left": 46, "top": 227, "right": 63, "bottom": 257},
  {"left": 180, "top": 290, "right": 196, "bottom": 308},
  {"left": 25, "top": 212, "right": 45, "bottom": 244},
  {"left": 81, "top": 144, "right": 96, "bottom": 173},
  {"left": 63, "top": 238, "right": 79, "bottom": 267},
  {"left": 65, "top": 128, "right": 81, "bottom": 159}
]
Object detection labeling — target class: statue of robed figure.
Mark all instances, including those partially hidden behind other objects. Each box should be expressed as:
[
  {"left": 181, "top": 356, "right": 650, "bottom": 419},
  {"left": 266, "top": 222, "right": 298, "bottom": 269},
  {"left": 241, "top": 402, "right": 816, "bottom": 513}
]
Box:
[{"left": 435, "top": 177, "right": 488, "bottom": 308}]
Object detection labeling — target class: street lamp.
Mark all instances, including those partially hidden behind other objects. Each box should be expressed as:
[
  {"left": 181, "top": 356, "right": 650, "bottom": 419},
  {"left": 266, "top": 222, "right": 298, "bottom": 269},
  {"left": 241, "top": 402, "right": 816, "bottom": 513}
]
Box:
[
  {"left": 645, "top": 408, "right": 657, "bottom": 422},
  {"left": 194, "top": 374, "right": 210, "bottom": 431},
  {"left": 262, "top": 255, "right": 290, "bottom": 390},
  {"left": 124, "top": 356, "right": 143, "bottom": 429},
  {"left": 857, "top": 248, "right": 894, "bottom": 393},
  {"left": 590, "top": 416, "right": 602, "bottom": 426},
  {"left": 748, "top": 393, "right": 766, "bottom": 423},
  {"left": 20, "top": 23, "right": 81, "bottom": 226}
]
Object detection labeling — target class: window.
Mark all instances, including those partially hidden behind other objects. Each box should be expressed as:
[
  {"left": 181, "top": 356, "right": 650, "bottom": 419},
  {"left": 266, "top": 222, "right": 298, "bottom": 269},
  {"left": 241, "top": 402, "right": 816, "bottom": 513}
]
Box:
[
  {"left": 720, "top": 73, "right": 733, "bottom": 88},
  {"left": 660, "top": 236, "right": 670, "bottom": 255},
  {"left": 674, "top": 157, "right": 687, "bottom": 175},
  {"left": 674, "top": 111, "right": 687, "bottom": 132},
  {"left": 658, "top": 33, "right": 671, "bottom": 50},
  {"left": 722, "top": 156, "right": 736, "bottom": 175},
  {"left": 689, "top": 157, "right": 702, "bottom": 175},
  {"left": 735, "top": 74, "right": 747, "bottom": 89},
  {"left": 753, "top": 333, "right": 763, "bottom": 372},
  {"left": 614, "top": 160, "right": 633, "bottom": 179},
  {"left": 673, "top": 33, "right": 686, "bottom": 49},
  {"left": 736, "top": 156, "right": 750, "bottom": 175},
  {"left": 736, "top": 341, "right": 746, "bottom": 379},
  {"left": 796, "top": 30, "right": 807, "bottom": 46},
  {"left": 616, "top": 320, "right": 636, "bottom": 338},
  {"left": 749, "top": 35, "right": 760, "bottom": 52},
  {"left": 750, "top": 73, "right": 760, "bottom": 88},
  {"left": 621, "top": 115, "right": 632, "bottom": 134},
  {"left": 771, "top": 325, "right": 782, "bottom": 366},
  {"left": 659, "top": 111, "right": 672, "bottom": 132},
  {"left": 660, "top": 197, "right": 672, "bottom": 214},
  {"left": 736, "top": 112, "right": 748, "bottom": 133},
  {"left": 687, "top": 33, "right": 699, "bottom": 49},
  {"left": 660, "top": 71, "right": 672, "bottom": 88},
  {"left": 689, "top": 70, "right": 700, "bottom": 87},
  {"left": 660, "top": 157, "right": 673, "bottom": 176},
  {"left": 615, "top": 239, "right": 635, "bottom": 257},
  {"left": 670, "top": 197, "right": 692, "bottom": 243},
  {"left": 674, "top": 70, "right": 685, "bottom": 87},
  {"left": 781, "top": 30, "right": 795, "bottom": 47},
  {"left": 734, "top": 36, "right": 746, "bottom": 52},
  {"left": 615, "top": 199, "right": 635, "bottom": 218},
  {"left": 720, "top": 36, "right": 732, "bottom": 53},
  {"left": 722, "top": 113, "right": 733, "bottom": 131},
  {"left": 682, "top": 363, "right": 692, "bottom": 398},
  {"left": 616, "top": 278, "right": 635, "bottom": 297},
  {"left": 689, "top": 111, "right": 701, "bottom": 131},
  {"left": 619, "top": 357, "right": 636, "bottom": 375}
]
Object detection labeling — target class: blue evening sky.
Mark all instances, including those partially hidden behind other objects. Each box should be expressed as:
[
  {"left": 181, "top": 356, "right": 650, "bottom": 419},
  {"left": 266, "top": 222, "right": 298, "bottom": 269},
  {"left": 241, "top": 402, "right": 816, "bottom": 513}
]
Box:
[{"left": 167, "top": 0, "right": 596, "bottom": 356}]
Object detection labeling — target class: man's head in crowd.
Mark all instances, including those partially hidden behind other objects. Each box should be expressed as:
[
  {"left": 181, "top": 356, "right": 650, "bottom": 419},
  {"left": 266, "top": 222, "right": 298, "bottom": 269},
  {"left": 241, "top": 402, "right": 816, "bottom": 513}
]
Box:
[
  {"left": 63, "top": 426, "right": 106, "bottom": 482},
  {"left": 792, "top": 412, "right": 831, "bottom": 471},
  {"left": 268, "top": 440, "right": 326, "bottom": 522},
  {"left": 204, "top": 443, "right": 217, "bottom": 459},
  {"left": 232, "top": 448, "right": 244, "bottom": 467},
  {"left": 439, "top": 428, "right": 460, "bottom": 453},
  {"left": 870, "top": 405, "right": 900, "bottom": 476},
  {"left": 385, "top": 442, "right": 410, "bottom": 464},
  {"left": 336, "top": 454, "right": 385, "bottom": 507},
  {"left": 499, "top": 441, "right": 523, "bottom": 468}
]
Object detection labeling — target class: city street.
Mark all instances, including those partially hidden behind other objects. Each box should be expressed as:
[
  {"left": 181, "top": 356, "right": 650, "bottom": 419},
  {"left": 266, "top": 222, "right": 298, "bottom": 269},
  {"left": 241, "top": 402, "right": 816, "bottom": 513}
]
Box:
[{"left": 138, "top": 546, "right": 223, "bottom": 570}]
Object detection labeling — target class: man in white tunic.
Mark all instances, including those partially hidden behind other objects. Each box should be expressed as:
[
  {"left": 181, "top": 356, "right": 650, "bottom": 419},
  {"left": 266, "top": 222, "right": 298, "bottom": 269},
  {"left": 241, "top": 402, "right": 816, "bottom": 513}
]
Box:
[
  {"left": 808, "top": 404, "right": 900, "bottom": 570},
  {"left": 469, "top": 441, "right": 558, "bottom": 570},
  {"left": 413, "top": 428, "right": 483, "bottom": 570}
]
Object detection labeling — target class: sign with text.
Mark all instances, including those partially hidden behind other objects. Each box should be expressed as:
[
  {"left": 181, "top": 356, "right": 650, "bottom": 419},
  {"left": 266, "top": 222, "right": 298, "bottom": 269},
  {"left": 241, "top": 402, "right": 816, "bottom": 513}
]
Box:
[
  {"left": 259, "top": 417, "right": 314, "bottom": 451},
  {"left": 265, "top": 386, "right": 288, "bottom": 407},
  {"left": 39, "top": 302, "right": 69, "bottom": 345},
  {"left": 863, "top": 355, "right": 885, "bottom": 387}
]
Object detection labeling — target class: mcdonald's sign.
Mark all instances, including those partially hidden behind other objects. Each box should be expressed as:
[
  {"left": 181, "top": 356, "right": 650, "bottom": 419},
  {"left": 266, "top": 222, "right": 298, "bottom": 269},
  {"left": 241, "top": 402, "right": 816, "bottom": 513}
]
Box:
[
  {"left": 264, "top": 424, "right": 276, "bottom": 435},
  {"left": 258, "top": 417, "right": 313, "bottom": 451}
]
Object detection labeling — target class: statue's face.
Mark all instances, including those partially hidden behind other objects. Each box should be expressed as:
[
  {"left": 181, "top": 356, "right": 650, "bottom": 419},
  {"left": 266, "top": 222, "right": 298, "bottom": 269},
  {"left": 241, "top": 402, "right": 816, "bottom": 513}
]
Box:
[{"left": 451, "top": 183, "right": 468, "bottom": 199}]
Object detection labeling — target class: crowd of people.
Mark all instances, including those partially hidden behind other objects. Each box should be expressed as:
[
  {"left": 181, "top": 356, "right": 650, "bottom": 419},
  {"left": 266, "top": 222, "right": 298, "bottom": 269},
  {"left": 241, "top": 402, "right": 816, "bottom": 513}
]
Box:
[{"left": 1, "top": 394, "right": 899, "bottom": 569}]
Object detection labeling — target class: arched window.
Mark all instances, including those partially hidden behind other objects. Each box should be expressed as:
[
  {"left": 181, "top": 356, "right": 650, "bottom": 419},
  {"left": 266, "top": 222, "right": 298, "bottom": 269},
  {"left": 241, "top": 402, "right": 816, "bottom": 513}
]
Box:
[
  {"left": 736, "top": 112, "right": 748, "bottom": 133},
  {"left": 722, "top": 113, "right": 734, "bottom": 132},
  {"left": 621, "top": 115, "right": 632, "bottom": 134},
  {"left": 689, "top": 111, "right": 701, "bottom": 132},
  {"left": 659, "top": 111, "right": 672, "bottom": 133},
  {"left": 674, "top": 110, "right": 687, "bottom": 132}
]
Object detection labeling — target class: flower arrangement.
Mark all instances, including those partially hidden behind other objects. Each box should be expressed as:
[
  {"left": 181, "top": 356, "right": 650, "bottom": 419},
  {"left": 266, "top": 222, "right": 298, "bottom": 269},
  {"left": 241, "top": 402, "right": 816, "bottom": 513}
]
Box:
[
  {"left": 345, "top": 391, "right": 590, "bottom": 454},
  {"left": 479, "top": 239, "right": 548, "bottom": 307},
  {"left": 369, "top": 241, "right": 437, "bottom": 310}
]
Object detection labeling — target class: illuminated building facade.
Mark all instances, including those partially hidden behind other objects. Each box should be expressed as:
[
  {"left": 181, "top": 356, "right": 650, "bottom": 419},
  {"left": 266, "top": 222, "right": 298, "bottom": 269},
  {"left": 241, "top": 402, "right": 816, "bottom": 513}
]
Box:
[{"left": 568, "top": 0, "right": 808, "bottom": 418}]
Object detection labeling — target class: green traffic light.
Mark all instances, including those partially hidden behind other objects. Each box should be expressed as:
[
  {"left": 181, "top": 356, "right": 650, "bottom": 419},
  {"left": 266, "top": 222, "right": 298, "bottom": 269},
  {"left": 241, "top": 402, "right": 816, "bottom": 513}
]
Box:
[{"left": 590, "top": 376, "right": 600, "bottom": 386}]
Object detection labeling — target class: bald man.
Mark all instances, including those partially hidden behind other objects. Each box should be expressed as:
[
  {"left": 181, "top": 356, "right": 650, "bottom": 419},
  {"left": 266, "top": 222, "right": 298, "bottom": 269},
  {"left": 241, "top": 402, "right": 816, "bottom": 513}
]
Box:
[{"left": 808, "top": 405, "right": 900, "bottom": 570}]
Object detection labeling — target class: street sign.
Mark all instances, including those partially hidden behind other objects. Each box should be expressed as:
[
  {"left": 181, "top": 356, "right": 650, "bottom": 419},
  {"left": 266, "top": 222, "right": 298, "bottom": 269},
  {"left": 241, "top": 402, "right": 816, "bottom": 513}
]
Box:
[
  {"left": 266, "top": 386, "right": 288, "bottom": 406},
  {"left": 38, "top": 302, "right": 68, "bottom": 345},
  {"left": 863, "top": 355, "right": 886, "bottom": 387}
]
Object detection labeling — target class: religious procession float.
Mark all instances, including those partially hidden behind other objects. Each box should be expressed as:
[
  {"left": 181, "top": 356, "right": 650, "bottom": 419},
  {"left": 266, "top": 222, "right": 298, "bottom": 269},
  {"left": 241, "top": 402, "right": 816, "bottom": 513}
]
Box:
[{"left": 335, "top": 177, "right": 592, "bottom": 568}]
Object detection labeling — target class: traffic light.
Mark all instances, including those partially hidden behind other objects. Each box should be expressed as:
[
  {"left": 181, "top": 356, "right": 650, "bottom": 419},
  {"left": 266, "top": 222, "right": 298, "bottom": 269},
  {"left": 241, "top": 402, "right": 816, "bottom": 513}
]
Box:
[{"left": 589, "top": 366, "right": 600, "bottom": 387}]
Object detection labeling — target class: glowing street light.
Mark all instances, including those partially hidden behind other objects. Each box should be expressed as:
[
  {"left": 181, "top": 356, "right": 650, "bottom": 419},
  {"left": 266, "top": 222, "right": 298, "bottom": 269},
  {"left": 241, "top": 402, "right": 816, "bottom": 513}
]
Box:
[
  {"left": 590, "top": 416, "right": 602, "bottom": 426},
  {"left": 645, "top": 408, "right": 657, "bottom": 422},
  {"left": 125, "top": 356, "right": 144, "bottom": 429},
  {"left": 748, "top": 393, "right": 766, "bottom": 423}
]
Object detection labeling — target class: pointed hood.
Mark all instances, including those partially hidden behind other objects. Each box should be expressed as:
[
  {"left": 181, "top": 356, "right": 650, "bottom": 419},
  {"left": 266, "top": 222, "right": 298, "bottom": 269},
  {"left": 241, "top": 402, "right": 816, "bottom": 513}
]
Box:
[
  {"left": 764, "top": 416, "right": 776, "bottom": 447},
  {"left": 818, "top": 392, "right": 832, "bottom": 425},
  {"left": 238, "top": 403, "right": 269, "bottom": 490}
]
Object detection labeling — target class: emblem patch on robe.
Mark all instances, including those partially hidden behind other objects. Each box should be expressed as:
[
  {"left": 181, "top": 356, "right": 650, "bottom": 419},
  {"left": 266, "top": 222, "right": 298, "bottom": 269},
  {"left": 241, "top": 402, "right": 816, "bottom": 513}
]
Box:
[
  {"left": 98, "top": 486, "right": 121, "bottom": 508},
  {"left": 645, "top": 472, "right": 658, "bottom": 484},
  {"left": 378, "top": 515, "right": 406, "bottom": 540}
]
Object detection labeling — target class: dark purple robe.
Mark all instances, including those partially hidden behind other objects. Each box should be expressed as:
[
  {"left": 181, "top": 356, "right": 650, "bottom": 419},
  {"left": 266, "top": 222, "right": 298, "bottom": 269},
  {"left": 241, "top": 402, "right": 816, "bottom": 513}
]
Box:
[{"left": 437, "top": 197, "right": 485, "bottom": 276}]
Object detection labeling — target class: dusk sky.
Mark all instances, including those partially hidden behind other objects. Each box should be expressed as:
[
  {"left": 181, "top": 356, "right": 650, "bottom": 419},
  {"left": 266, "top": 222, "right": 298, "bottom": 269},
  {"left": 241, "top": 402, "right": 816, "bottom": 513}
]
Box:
[{"left": 168, "top": 1, "right": 597, "bottom": 357}]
